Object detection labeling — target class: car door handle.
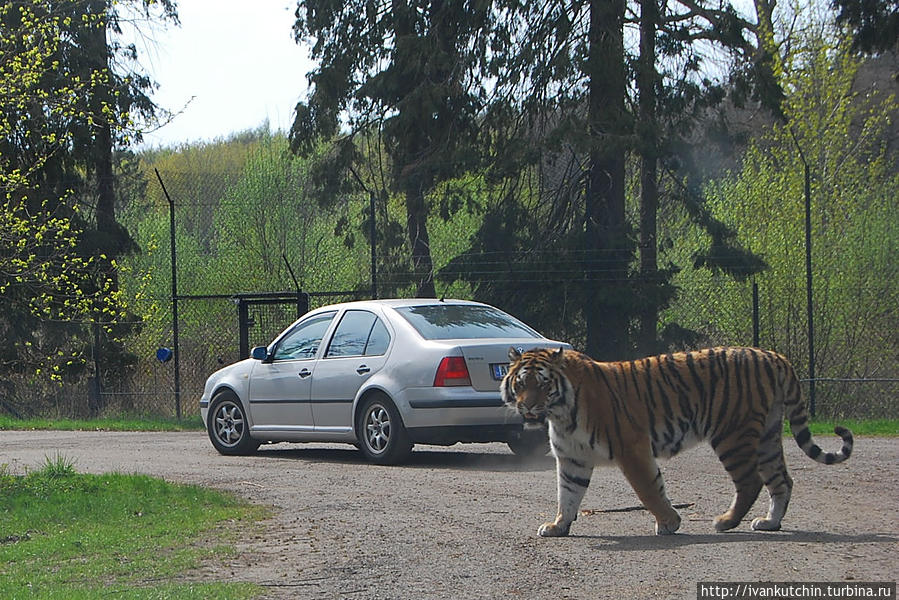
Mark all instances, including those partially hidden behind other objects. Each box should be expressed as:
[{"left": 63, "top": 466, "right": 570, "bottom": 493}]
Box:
[
  {"left": 356, "top": 365, "right": 371, "bottom": 375},
  {"left": 298, "top": 369, "right": 312, "bottom": 379}
]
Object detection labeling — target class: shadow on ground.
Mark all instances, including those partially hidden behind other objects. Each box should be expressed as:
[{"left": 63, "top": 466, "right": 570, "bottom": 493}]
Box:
[
  {"left": 250, "top": 444, "right": 555, "bottom": 472},
  {"left": 586, "top": 530, "right": 898, "bottom": 551}
]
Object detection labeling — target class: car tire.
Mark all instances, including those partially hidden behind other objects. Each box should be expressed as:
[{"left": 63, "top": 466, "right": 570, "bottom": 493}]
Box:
[
  {"left": 356, "top": 394, "right": 412, "bottom": 465},
  {"left": 207, "top": 390, "right": 260, "bottom": 456},
  {"left": 507, "top": 427, "right": 550, "bottom": 458}
]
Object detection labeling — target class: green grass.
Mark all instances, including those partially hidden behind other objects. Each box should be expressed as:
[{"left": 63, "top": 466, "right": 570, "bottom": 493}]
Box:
[
  {"left": 0, "top": 459, "right": 268, "bottom": 599},
  {"left": 1, "top": 415, "right": 896, "bottom": 439},
  {"left": 802, "top": 418, "right": 898, "bottom": 437},
  {"left": 1, "top": 415, "right": 896, "bottom": 435},
  {"left": 0, "top": 415, "right": 205, "bottom": 432}
]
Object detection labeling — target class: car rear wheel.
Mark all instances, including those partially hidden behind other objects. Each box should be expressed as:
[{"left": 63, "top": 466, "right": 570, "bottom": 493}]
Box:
[
  {"left": 207, "top": 390, "right": 260, "bottom": 455},
  {"left": 356, "top": 394, "right": 412, "bottom": 465}
]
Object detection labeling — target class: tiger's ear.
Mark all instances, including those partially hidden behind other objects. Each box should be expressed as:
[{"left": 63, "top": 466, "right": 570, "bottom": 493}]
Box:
[
  {"left": 552, "top": 346, "right": 565, "bottom": 365},
  {"left": 508, "top": 346, "right": 522, "bottom": 362}
]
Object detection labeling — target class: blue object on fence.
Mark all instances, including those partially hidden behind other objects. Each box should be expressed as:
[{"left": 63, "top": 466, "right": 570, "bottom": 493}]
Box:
[{"left": 156, "top": 347, "right": 173, "bottom": 363}]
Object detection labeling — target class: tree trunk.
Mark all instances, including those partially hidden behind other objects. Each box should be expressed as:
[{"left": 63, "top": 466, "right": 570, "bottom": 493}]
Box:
[
  {"left": 404, "top": 179, "right": 437, "bottom": 298},
  {"left": 637, "top": 0, "right": 659, "bottom": 355},
  {"left": 584, "top": 0, "right": 630, "bottom": 360},
  {"left": 86, "top": 1, "right": 127, "bottom": 413},
  {"left": 391, "top": 0, "right": 437, "bottom": 298}
]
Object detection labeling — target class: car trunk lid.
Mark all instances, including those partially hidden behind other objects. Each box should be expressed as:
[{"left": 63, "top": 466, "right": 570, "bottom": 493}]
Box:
[{"left": 459, "top": 341, "right": 564, "bottom": 392}]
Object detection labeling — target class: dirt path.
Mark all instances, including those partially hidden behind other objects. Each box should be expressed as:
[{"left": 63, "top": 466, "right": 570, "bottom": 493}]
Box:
[{"left": 2, "top": 430, "right": 897, "bottom": 599}]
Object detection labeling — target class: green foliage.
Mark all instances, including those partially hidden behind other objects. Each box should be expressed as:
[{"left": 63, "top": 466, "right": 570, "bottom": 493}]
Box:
[
  {"left": 117, "top": 131, "right": 384, "bottom": 401},
  {"left": 216, "top": 136, "right": 364, "bottom": 292},
  {"left": 292, "top": 0, "right": 497, "bottom": 297},
  {"left": 831, "top": 0, "right": 899, "bottom": 54},
  {"left": 0, "top": 468, "right": 264, "bottom": 598},
  {"left": 0, "top": 0, "right": 177, "bottom": 417},
  {"left": 124, "top": 129, "right": 486, "bottom": 309},
  {"left": 0, "top": 1, "right": 126, "bottom": 401},
  {"left": 20, "top": 2, "right": 892, "bottom": 422},
  {"left": 666, "top": 21, "right": 898, "bottom": 417},
  {"left": 123, "top": 130, "right": 374, "bottom": 301}
]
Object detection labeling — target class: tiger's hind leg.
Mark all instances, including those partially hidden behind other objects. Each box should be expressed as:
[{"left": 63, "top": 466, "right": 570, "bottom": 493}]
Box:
[
  {"left": 751, "top": 413, "right": 793, "bottom": 531},
  {"left": 751, "top": 460, "right": 792, "bottom": 531},
  {"left": 713, "top": 435, "right": 764, "bottom": 532}
]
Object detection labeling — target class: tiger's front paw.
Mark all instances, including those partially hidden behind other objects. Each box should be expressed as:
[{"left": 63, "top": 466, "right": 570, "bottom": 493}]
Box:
[
  {"left": 655, "top": 513, "right": 681, "bottom": 535},
  {"left": 750, "top": 517, "right": 782, "bottom": 531},
  {"left": 538, "top": 521, "right": 571, "bottom": 537}
]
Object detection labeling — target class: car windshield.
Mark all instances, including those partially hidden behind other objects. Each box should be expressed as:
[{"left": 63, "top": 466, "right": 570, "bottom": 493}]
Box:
[{"left": 395, "top": 304, "right": 540, "bottom": 340}]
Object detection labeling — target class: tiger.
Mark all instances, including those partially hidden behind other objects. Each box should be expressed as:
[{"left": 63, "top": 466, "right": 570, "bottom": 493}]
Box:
[{"left": 500, "top": 346, "right": 853, "bottom": 537}]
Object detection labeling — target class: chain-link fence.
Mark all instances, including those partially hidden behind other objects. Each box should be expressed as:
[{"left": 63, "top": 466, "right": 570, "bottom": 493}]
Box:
[
  {"left": 663, "top": 276, "right": 898, "bottom": 419},
  {"left": 3, "top": 162, "right": 895, "bottom": 422},
  {"left": 12, "top": 277, "right": 891, "bottom": 421}
]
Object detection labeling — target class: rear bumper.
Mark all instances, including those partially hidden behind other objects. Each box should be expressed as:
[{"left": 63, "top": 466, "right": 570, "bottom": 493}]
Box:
[
  {"left": 395, "top": 386, "right": 519, "bottom": 430},
  {"left": 406, "top": 423, "right": 526, "bottom": 446},
  {"left": 408, "top": 397, "right": 503, "bottom": 409}
]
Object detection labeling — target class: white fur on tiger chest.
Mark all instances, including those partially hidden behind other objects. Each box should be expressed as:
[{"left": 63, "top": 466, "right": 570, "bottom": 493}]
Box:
[{"left": 547, "top": 421, "right": 615, "bottom": 465}]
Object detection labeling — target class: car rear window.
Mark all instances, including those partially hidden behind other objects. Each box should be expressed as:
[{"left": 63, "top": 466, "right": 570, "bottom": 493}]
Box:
[{"left": 395, "top": 304, "right": 540, "bottom": 340}]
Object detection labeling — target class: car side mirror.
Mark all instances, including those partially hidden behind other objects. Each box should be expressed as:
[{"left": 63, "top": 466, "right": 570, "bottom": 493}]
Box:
[{"left": 250, "top": 346, "right": 269, "bottom": 361}]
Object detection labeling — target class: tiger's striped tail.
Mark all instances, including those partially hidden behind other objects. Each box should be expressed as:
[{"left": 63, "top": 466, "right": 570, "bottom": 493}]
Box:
[
  {"left": 779, "top": 357, "right": 853, "bottom": 465},
  {"left": 786, "top": 397, "right": 853, "bottom": 465}
]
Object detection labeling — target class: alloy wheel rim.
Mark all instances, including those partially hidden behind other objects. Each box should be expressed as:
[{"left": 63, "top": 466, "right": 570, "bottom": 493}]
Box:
[
  {"left": 214, "top": 401, "right": 245, "bottom": 447},
  {"left": 364, "top": 404, "right": 391, "bottom": 453}
]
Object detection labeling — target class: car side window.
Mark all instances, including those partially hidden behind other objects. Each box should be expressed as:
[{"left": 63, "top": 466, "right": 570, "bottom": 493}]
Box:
[
  {"left": 364, "top": 318, "right": 390, "bottom": 356},
  {"left": 326, "top": 310, "right": 391, "bottom": 358},
  {"left": 326, "top": 310, "right": 375, "bottom": 358},
  {"left": 273, "top": 312, "right": 336, "bottom": 361}
]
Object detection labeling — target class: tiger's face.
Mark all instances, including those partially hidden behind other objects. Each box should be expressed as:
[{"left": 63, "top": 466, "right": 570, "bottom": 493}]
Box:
[{"left": 501, "top": 347, "right": 567, "bottom": 428}]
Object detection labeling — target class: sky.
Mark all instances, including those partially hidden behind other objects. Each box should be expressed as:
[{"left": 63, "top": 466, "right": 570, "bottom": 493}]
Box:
[{"left": 127, "top": 1, "right": 314, "bottom": 148}]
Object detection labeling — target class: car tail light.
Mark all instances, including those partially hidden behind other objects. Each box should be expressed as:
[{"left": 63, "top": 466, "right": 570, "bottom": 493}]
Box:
[{"left": 433, "top": 356, "right": 471, "bottom": 387}]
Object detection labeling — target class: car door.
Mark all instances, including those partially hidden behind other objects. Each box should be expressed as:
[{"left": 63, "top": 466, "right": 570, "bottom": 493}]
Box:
[
  {"left": 247, "top": 311, "right": 336, "bottom": 432},
  {"left": 310, "top": 309, "right": 392, "bottom": 434}
]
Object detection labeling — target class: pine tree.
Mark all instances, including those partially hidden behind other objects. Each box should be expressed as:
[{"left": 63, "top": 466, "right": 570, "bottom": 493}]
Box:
[{"left": 0, "top": 0, "right": 176, "bottom": 414}]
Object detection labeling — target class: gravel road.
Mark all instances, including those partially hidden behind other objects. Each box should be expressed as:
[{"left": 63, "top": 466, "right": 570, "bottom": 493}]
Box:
[{"left": 1, "top": 430, "right": 896, "bottom": 599}]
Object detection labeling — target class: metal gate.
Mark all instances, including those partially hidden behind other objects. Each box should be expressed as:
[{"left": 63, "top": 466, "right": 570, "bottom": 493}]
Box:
[{"left": 234, "top": 292, "right": 310, "bottom": 359}]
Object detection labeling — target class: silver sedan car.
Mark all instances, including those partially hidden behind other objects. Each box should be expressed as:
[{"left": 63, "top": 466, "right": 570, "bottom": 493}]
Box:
[{"left": 200, "top": 298, "right": 568, "bottom": 464}]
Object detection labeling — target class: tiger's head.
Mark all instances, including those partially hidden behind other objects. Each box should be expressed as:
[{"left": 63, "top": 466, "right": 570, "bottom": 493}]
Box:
[{"left": 501, "top": 346, "right": 570, "bottom": 429}]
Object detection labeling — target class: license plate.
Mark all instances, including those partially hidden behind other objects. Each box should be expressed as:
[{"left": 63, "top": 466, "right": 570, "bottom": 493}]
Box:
[{"left": 491, "top": 363, "right": 509, "bottom": 380}]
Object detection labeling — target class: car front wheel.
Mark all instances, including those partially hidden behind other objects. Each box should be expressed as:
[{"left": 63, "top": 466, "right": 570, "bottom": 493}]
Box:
[
  {"left": 356, "top": 394, "right": 412, "bottom": 465},
  {"left": 207, "top": 390, "right": 260, "bottom": 455}
]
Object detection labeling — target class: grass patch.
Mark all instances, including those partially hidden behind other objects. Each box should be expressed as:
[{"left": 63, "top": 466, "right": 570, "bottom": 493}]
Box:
[
  {"left": 1, "top": 415, "right": 896, "bottom": 436},
  {"left": 0, "top": 459, "right": 268, "bottom": 599},
  {"left": 0, "top": 415, "right": 205, "bottom": 432},
  {"left": 803, "top": 418, "right": 898, "bottom": 437}
]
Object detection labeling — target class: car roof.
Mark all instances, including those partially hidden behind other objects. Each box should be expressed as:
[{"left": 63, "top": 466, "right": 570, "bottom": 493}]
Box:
[{"left": 311, "top": 298, "right": 488, "bottom": 312}]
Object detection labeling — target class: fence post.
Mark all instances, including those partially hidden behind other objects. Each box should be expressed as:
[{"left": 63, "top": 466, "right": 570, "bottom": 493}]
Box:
[
  {"left": 237, "top": 298, "right": 250, "bottom": 360},
  {"left": 752, "top": 282, "right": 760, "bottom": 348},
  {"left": 790, "top": 130, "right": 816, "bottom": 418},
  {"left": 88, "top": 320, "right": 102, "bottom": 416},
  {"left": 155, "top": 169, "right": 182, "bottom": 421},
  {"left": 296, "top": 291, "right": 309, "bottom": 318},
  {"left": 370, "top": 191, "right": 377, "bottom": 299},
  {"left": 803, "top": 162, "right": 816, "bottom": 417}
]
